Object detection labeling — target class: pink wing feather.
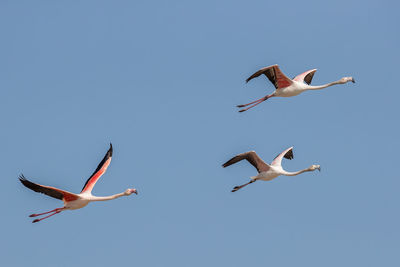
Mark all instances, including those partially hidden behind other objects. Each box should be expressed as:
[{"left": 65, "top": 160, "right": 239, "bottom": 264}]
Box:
[
  {"left": 81, "top": 144, "right": 113, "bottom": 193},
  {"left": 272, "top": 65, "right": 293, "bottom": 89},
  {"left": 271, "top": 147, "right": 294, "bottom": 166},
  {"left": 293, "top": 69, "right": 317, "bottom": 85}
]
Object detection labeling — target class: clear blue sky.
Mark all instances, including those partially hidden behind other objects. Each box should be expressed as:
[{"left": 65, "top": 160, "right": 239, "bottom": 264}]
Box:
[{"left": 1, "top": 0, "right": 399, "bottom": 266}]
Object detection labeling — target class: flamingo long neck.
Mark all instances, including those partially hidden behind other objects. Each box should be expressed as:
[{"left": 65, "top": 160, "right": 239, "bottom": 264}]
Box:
[
  {"left": 90, "top": 192, "right": 126, "bottom": 201},
  {"left": 281, "top": 168, "right": 311, "bottom": 176},
  {"left": 305, "top": 80, "right": 343, "bottom": 90}
]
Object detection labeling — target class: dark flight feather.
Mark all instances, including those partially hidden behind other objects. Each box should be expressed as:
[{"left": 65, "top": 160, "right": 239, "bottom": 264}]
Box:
[{"left": 19, "top": 175, "right": 63, "bottom": 200}]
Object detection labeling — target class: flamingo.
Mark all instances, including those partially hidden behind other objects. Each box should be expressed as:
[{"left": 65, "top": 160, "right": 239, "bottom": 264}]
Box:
[
  {"left": 237, "top": 64, "right": 355, "bottom": 112},
  {"left": 19, "top": 144, "right": 138, "bottom": 223},
  {"left": 222, "top": 147, "right": 320, "bottom": 192}
]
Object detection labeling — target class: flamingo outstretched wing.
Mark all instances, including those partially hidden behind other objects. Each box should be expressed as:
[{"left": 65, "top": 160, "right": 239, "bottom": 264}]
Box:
[
  {"left": 81, "top": 144, "right": 113, "bottom": 193},
  {"left": 293, "top": 69, "right": 317, "bottom": 85},
  {"left": 271, "top": 147, "right": 294, "bottom": 167},
  {"left": 19, "top": 175, "right": 79, "bottom": 202},
  {"left": 222, "top": 151, "right": 269, "bottom": 173},
  {"left": 246, "top": 64, "right": 292, "bottom": 89}
]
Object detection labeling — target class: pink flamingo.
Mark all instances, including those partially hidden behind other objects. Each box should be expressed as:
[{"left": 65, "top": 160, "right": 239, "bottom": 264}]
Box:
[
  {"left": 238, "top": 64, "right": 355, "bottom": 112},
  {"left": 19, "top": 144, "right": 137, "bottom": 223}
]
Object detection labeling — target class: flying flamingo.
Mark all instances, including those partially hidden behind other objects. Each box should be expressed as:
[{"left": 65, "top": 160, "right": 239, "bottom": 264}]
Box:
[
  {"left": 19, "top": 144, "right": 138, "bottom": 223},
  {"left": 237, "top": 64, "right": 355, "bottom": 112},
  {"left": 222, "top": 147, "right": 320, "bottom": 192}
]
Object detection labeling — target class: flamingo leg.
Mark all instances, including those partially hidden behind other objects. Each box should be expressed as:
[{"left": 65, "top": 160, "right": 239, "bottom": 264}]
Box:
[
  {"left": 31, "top": 208, "right": 65, "bottom": 223},
  {"left": 237, "top": 95, "right": 271, "bottom": 112},
  {"left": 29, "top": 208, "right": 63, "bottom": 217},
  {"left": 237, "top": 96, "right": 268, "bottom": 108},
  {"left": 232, "top": 179, "right": 255, "bottom": 192}
]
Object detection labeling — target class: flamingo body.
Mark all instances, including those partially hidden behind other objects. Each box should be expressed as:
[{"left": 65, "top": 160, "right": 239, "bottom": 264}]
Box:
[
  {"left": 273, "top": 81, "right": 309, "bottom": 97},
  {"left": 64, "top": 197, "right": 90, "bottom": 210},
  {"left": 255, "top": 165, "right": 285, "bottom": 181}
]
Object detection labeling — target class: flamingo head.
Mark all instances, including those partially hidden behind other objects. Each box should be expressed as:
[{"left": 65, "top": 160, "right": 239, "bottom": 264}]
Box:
[
  {"left": 340, "top": 77, "right": 355, "bottom": 84},
  {"left": 125, "top": 188, "right": 138, "bottom": 195},
  {"left": 310, "top": 165, "right": 321, "bottom": 172}
]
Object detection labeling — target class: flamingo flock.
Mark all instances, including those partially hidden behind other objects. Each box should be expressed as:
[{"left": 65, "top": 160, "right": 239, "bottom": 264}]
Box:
[{"left": 19, "top": 64, "right": 354, "bottom": 222}]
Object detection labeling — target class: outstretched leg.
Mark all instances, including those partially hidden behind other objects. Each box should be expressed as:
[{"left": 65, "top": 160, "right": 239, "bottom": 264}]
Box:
[
  {"left": 30, "top": 208, "right": 64, "bottom": 217},
  {"left": 31, "top": 208, "right": 65, "bottom": 223},
  {"left": 237, "top": 95, "right": 272, "bottom": 112},
  {"left": 232, "top": 179, "right": 256, "bottom": 192},
  {"left": 237, "top": 96, "right": 268, "bottom": 108}
]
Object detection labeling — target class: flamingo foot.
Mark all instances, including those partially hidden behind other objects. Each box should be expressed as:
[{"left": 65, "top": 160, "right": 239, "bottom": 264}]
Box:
[
  {"left": 32, "top": 219, "right": 40, "bottom": 223},
  {"left": 232, "top": 186, "right": 240, "bottom": 192},
  {"left": 29, "top": 214, "right": 38, "bottom": 217}
]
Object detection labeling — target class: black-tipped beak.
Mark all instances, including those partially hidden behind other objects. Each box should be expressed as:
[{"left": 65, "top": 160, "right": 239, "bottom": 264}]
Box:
[
  {"left": 351, "top": 78, "right": 355, "bottom": 83},
  {"left": 317, "top": 167, "right": 321, "bottom": 172},
  {"left": 135, "top": 190, "right": 138, "bottom": 195}
]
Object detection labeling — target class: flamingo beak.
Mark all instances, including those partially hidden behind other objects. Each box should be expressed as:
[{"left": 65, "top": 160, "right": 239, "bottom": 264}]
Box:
[
  {"left": 351, "top": 77, "right": 355, "bottom": 83},
  {"left": 317, "top": 166, "right": 321, "bottom": 172},
  {"left": 134, "top": 189, "right": 138, "bottom": 195}
]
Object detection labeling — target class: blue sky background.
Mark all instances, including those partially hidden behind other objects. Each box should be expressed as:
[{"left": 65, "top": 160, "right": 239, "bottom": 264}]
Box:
[{"left": 1, "top": 0, "right": 399, "bottom": 266}]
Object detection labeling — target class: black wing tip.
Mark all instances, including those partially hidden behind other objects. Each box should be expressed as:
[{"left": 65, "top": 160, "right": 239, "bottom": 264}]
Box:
[
  {"left": 108, "top": 143, "right": 113, "bottom": 157},
  {"left": 222, "top": 158, "right": 235, "bottom": 168},
  {"left": 222, "top": 160, "right": 229, "bottom": 168},
  {"left": 18, "top": 175, "right": 37, "bottom": 191},
  {"left": 19, "top": 174, "right": 33, "bottom": 188},
  {"left": 19, "top": 174, "right": 27, "bottom": 182},
  {"left": 284, "top": 148, "right": 294, "bottom": 160}
]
